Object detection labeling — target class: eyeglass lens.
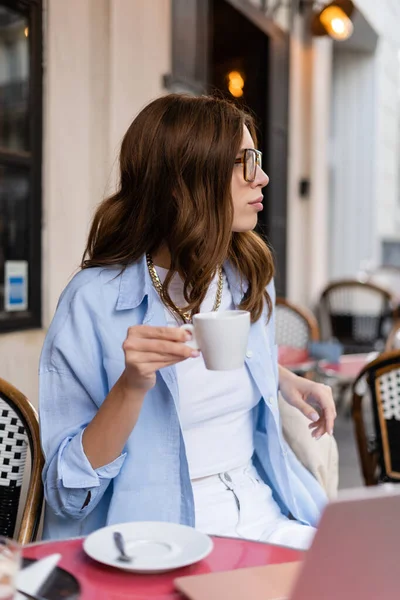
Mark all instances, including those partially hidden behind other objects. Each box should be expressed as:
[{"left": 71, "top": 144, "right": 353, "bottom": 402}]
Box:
[{"left": 245, "top": 150, "right": 256, "bottom": 182}]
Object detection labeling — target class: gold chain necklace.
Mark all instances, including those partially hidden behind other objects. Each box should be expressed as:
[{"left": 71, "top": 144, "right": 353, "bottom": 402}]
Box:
[{"left": 146, "top": 253, "right": 223, "bottom": 324}]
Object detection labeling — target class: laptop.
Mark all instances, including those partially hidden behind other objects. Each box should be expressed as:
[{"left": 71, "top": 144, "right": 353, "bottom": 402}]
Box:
[{"left": 175, "top": 484, "right": 400, "bottom": 600}]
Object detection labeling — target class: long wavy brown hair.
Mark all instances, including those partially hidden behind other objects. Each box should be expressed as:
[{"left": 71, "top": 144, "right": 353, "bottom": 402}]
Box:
[{"left": 82, "top": 94, "right": 274, "bottom": 322}]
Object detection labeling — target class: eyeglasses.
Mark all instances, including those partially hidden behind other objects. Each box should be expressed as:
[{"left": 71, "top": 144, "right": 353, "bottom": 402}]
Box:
[{"left": 234, "top": 149, "right": 262, "bottom": 183}]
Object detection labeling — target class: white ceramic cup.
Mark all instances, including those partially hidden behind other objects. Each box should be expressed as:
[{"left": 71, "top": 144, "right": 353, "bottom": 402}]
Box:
[{"left": 181, "top": 310, "right": 250, "bottom": 371}]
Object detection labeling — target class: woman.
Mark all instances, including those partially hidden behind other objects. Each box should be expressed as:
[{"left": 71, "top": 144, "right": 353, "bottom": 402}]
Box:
[{"left": 40, "top": 94, "right": 336, "bottom": 548}]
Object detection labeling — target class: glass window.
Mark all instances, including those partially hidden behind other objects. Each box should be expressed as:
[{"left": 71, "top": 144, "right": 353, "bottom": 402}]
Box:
[
  {"left": 0, "top": 1, "right": 42, "bottom": 332},
  {"left": 0, "top": 6, "right": 29, "bottom": 151}
]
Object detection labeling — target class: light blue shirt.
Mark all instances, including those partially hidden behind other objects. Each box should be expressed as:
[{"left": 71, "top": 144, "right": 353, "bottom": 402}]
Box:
[{"left": 39, "top": 255, "right": 327, "bottom": 540}]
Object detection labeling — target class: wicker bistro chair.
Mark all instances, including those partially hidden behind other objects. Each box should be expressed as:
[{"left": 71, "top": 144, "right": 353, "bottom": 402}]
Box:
[
  {"left": 318, "top": 279, "right": 397, "bottom": 354},
  {"left": 352, "top": 350, "right": 400, "bottom": 486},
  {"left": 275, "top": 297, "right": 320, "bottom": 348},
  {"left": 0, "top": 378, "right": 43, "bottom": 543}
]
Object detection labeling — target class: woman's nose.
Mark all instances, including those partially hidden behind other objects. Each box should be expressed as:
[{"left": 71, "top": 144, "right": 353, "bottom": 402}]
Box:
[{"left": 252, "top": 167, "right": 269, "bottom": 188}]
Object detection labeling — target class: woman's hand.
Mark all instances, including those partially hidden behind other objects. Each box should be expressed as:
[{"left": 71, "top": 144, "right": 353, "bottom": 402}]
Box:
[
  {"left": 122, "top": 325, "right": 198, "bottom": 392},
  {"left": 278, "top": 366, "right": 336, "bottom": 439}
]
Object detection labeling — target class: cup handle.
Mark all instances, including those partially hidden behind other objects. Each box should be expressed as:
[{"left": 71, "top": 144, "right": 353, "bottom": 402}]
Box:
[{"left": 180, "top": 324, "right": 199, "bottom": 350}]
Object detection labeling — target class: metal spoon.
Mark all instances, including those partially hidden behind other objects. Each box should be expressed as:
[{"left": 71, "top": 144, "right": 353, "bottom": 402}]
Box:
[
  {"left": 17, "top": 590, "right": 49, "bottom": 600},
  {"left": 113, "top": 531, "right": 132, "bottom": 563}
]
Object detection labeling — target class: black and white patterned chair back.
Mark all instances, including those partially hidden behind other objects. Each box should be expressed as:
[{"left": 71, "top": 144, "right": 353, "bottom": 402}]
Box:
[
  {"left": 371, "top": 361, "right": 400, "bottom": 481},
  {"left": 276, "top": 305, "right": 311, "bottom": 349},
  {"left": 275, "top": 298, "right": 320, "bottom": 349},
  {"left": 352, "top": 351, "right": 400, "bottom": 485},
  {"left": 320, "top": 280, "right": 394, "bottom": 354},
  {"left": 0, "top": 396, "right": 29, "bottom": 537}
]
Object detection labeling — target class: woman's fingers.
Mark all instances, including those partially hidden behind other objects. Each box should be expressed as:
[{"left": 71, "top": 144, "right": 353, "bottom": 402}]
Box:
[
  {"left": 308, "top": 417, "right": 328, "bottom": 439},
  {"left": 124, "top": 334, "right": 194, "bottom": 360},
  {"left": 122, "top": 326, "right": 199, "bottom": 391},
  {"left": 128, "top": 325, "right": 190, "bottom": 342},
  {"left": 126, "top": 350, "right": 199, "bottom": 364},
  {"left": 306, "top": 384, "right": 336, "bottom": 436}
]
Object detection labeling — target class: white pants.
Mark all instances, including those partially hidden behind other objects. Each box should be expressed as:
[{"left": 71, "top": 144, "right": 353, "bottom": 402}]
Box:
[{"left": 192, "top": 461, "right": 316, "bottom": 551}]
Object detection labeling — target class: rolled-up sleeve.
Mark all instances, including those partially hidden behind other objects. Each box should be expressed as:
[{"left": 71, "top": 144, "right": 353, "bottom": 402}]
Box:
[
  {"left": 40, "top": 368, "right": 126, "bottom": 520},
  {"left": 59, "top": 431, "right": 125, "bottom": 489},
  {"left": 39, "top": 276, "right": 126, "bottom": 520}
]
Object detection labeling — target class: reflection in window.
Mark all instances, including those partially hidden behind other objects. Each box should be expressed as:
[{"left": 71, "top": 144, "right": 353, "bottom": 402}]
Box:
[{"left": 0, "top": 6, "right": 29, "bottom": 151}]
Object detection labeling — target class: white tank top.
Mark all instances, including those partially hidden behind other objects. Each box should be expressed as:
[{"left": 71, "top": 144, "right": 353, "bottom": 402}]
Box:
[{"left": 155, "top": 267, "right": 261, "bottom": 479}]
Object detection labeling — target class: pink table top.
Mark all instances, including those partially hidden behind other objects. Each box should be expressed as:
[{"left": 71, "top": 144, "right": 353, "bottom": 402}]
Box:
[
  {"left": 22, "top": 537, "right": 302, "bottom": 600},
  {"left": 278, "top": 346, "right": 315, "bottom": 372},
  {"left": 318, "top": 353, "right": 374, "bottom": 381}
]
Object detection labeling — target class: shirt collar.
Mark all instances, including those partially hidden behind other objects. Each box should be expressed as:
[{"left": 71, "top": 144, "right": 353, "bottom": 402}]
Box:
[
  {"left": 116, "top": 255, "right": 152, "bottom": 310},
  {"left": 116, "top": 254, "right": 248, "bottom": 311},
  {"left": 222, "top": 260, "right": 249, "bottom": 307}
]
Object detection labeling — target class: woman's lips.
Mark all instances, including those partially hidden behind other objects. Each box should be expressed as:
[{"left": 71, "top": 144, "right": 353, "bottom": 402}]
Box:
[{"left": 248, "top": 197, "right": 263, "bottom": 210}]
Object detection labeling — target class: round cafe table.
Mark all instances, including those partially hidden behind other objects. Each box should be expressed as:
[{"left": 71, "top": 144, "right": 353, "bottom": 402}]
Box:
[
  {"left": 23, "top": 537, "right": 304, "bottom": 600},
  {"left": 317, "top": 353, "right": 377, "bottom": 385},
  {"left": 22, "top": 536, "right": 302, "bottom": 600},
  {"left": 277, "top": 346, "right": 316, "bottom": 376}
]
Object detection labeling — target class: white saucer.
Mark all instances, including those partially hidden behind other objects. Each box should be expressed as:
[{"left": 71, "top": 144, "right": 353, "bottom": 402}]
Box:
[{"left": 83, "top": 521, "right": 213, "bottom": 573}]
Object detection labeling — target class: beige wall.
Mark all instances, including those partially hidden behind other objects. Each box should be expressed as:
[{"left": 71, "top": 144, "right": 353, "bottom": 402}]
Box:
[
  {"left": 0, "top": 330, "right": 45, "bottom": 409},
  {"left": 287, "top": 15, "right": 313, "bottom": 306},
  {"left": 0, "top": 0, "right": 171, "bottom": 409},
  {"left": 44, "top": 0, "right": 171, "bottom": 326},
  {"left": 308, "top": 38, "right": 332, "bottom": 303},
  {"left": 286, "top": 15, "right": 332, "bottom": 306}
]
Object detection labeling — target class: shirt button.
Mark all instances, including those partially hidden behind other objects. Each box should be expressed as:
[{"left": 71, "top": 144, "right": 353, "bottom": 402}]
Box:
[
  {"left": 281, "top": 449, "right": 288, "bottom": 457},
  {"left": 246, "top": 350, "right": 253, "bottom": 358},
  {"left": 268, "top": 396, "right": 274, "bottom": 405}
]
